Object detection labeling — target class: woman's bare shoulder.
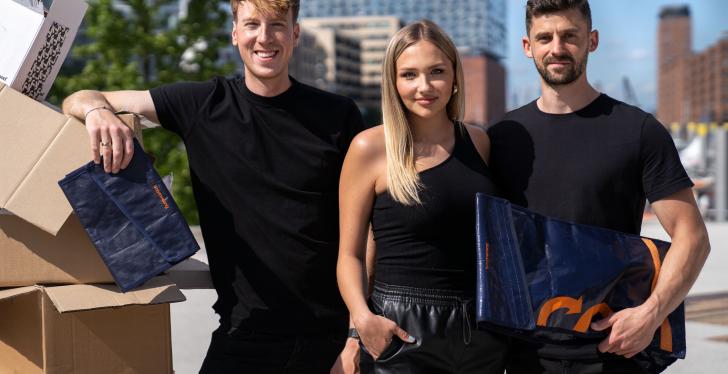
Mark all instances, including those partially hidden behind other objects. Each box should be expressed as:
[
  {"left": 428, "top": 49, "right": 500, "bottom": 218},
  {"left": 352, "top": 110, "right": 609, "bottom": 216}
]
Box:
[{"left": 349, "top": 125, "right": 386, "bottom": 160}]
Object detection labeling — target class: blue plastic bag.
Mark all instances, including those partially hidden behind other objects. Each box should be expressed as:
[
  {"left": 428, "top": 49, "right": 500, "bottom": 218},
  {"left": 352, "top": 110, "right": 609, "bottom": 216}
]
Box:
[
  {"left": 475, "top": 193, "right": 684, "bottom": 371},
  {"left": 59, "top": 140, "right": 199, "bottom": 292}
]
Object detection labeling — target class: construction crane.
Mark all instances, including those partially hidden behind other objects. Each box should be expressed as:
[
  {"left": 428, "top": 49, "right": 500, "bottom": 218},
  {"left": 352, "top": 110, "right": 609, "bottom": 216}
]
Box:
[{"left": 622, "top": 76, "right": 640, "bottom": 108}]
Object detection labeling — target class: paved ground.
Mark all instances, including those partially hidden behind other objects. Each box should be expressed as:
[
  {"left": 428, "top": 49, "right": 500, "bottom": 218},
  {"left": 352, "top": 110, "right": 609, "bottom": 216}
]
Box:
[{"left": 170, "top": 222, "right": 728, "bottom": 374}]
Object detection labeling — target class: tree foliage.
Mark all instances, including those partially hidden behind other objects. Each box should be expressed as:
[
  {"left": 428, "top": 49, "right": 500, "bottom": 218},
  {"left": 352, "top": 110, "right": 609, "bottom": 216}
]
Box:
[{"left": 50, "top": 0, "right": 236, "bottom": 224}]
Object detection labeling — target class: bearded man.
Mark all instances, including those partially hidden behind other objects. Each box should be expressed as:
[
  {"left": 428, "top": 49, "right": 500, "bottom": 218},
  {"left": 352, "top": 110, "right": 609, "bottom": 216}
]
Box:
[{"left": 487, "top": 0, "right": 710, "bottom": 373}]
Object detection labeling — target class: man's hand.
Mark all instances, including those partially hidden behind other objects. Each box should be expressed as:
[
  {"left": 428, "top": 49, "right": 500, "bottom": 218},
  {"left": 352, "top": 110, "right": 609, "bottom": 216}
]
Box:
[
  {"left": 62, "top": 89, "right": 157, "bottom": 173},
  {"left": 591, "top": 188, "right": 710, "bottom": 359},
  {"left": 330, "top": 338, "right": 360, "bottom": 374},
  {"left": 592, "top": 303, "right": 661, "bottom": 358},
  {"left": 84, "top": 107, "right": 134, "bottom": 173}
]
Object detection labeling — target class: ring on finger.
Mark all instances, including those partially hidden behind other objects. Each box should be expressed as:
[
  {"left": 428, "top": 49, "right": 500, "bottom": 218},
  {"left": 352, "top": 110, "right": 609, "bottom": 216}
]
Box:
[{"left": 100, "top": 141, "right": 111, "bottom": 148}]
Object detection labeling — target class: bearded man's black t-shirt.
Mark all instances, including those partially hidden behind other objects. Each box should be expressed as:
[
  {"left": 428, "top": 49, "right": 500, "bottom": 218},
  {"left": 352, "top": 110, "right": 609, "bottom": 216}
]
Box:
[
  {"left": 150, "top": 76, "right": 364, "bottom": 334},
  {"left": 488, "top": 94, "right": 691, "bottom": 235}
]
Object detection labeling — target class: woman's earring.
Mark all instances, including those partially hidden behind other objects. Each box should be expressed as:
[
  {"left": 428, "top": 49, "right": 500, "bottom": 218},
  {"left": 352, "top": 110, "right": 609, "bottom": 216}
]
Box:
[{"left": 452, "top": 85, "right": 458, "bottom": 94}]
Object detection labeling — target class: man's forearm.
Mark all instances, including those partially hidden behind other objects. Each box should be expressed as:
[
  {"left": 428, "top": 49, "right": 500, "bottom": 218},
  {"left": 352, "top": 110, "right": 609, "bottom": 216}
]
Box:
[
  {"left": 645, "top": 229, "right": 710, "bottom": 322},
  {"left": 62, "top": 90, "right": 114, "bottom": 120}
]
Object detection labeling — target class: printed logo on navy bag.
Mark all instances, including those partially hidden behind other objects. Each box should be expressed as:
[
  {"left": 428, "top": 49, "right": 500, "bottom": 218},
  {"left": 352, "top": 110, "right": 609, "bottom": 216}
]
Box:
[{"left": 152, "top": 184, "right": 169, "bottom": 209}]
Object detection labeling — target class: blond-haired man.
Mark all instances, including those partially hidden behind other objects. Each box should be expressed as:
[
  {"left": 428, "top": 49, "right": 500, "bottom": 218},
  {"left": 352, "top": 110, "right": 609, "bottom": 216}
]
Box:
[{"left": 63, "top": 1, "right": 364, "bottom": 372}]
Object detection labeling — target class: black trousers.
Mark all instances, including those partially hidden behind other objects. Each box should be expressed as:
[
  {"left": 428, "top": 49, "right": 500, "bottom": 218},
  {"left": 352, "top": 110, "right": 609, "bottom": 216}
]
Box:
[
  {"left": 360, "top": 282, "right": 509, "bottom": 374},
  {"left": 199, "top": 324, "right": 345, "bottom": 374},
  {"left": 505, "top": 340, "right": 650, "bottom": 374}
]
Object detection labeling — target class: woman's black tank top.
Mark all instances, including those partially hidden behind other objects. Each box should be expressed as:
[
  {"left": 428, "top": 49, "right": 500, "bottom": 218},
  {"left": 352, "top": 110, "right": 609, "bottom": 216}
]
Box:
[{"left": 371, "top": 123, "right": 499, "bottom": 292}]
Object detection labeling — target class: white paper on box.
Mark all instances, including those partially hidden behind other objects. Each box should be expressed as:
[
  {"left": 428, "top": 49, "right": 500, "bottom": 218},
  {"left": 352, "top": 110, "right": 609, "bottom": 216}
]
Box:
[
  {"left": 0, "top": 0, "right": 87, "bottom": 101},
  {"left": 11, "top": 0, "right": 44, "bottom": 10},
  {"left": 0, "top": 1, "right": 45, "bottom": 83}
]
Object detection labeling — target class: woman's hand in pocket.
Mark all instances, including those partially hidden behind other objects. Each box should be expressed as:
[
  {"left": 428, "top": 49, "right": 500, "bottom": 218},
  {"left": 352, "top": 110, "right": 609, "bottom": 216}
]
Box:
[{"left": 354, "top": 312, "right": 415, "bottom": 360}]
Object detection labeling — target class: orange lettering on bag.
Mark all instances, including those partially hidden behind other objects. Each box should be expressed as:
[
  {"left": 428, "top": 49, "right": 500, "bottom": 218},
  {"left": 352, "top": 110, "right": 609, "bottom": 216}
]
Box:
[
  {"left": 485, "top": 242, "right": 490, "bottom": 270},
  {"left": 642, "top": 238, "right": 673, "bottom": 352},
  {"left": 573, "top": 303, "right": 613, "bottom": 333},
  {"left": 537, "top": 296, "right": 583, "bottom": 326},
  {"left": 152, "top": 184, "right": 169, "bottom": 209}
]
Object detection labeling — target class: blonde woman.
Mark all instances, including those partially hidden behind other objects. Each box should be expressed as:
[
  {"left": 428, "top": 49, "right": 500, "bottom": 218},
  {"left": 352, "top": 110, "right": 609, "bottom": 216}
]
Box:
[{"left": 337, "top": 20, "right": 509, "bottom": 373}]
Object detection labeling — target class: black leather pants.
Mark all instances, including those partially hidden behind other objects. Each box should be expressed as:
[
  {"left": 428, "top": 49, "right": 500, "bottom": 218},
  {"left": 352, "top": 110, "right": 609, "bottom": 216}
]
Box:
[{"left": 360, "top": 282, "right": 509, "bottom": 374}]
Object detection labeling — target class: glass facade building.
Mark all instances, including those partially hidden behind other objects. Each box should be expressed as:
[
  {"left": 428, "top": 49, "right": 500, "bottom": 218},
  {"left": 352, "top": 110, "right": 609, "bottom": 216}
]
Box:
[{"left": 299, "top": 0, "right": 507, "bottom": 59}]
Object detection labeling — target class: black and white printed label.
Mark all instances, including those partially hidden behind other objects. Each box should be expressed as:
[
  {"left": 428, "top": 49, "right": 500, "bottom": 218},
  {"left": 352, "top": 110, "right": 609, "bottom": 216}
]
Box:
[{"left": 21, "top": 21, "right": 70, "bottom": 100}]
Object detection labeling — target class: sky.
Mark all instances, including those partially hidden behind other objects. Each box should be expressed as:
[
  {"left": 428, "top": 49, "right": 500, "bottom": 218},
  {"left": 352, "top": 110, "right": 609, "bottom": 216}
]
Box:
[{"left": 505, "top": 0, "right": 728, "bottom": 112}]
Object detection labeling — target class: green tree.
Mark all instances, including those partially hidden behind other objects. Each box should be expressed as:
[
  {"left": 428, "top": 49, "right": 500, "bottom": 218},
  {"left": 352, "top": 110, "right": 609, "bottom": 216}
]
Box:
[{"left": 50, "top": 0, "right": 236, "bottom": 224}]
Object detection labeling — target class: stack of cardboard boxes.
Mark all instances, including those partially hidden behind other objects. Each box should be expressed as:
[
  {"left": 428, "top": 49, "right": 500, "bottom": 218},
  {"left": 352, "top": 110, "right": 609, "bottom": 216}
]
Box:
[{"left": 0, "top": 1, "right": 186, "bottom": 372}]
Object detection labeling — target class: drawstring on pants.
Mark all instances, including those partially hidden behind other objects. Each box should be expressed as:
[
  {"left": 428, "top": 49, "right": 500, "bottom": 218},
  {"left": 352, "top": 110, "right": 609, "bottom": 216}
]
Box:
[{"left": 462, "top": 300, "right": 472, "bottom": 345}]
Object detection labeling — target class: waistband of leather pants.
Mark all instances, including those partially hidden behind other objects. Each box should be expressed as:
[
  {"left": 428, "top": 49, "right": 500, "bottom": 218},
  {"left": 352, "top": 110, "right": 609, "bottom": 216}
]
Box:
[{"left": 372, "top": 281, "right": 472, "bottom": 305}]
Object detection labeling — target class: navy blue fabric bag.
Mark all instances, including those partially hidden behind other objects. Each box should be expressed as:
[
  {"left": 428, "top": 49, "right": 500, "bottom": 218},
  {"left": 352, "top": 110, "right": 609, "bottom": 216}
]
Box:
[
  {"left": 475, "top": 193, "right": 684, "bottom": 372},
  {"left": 58, "top": 140, "right": 199, "bottom": 292}
]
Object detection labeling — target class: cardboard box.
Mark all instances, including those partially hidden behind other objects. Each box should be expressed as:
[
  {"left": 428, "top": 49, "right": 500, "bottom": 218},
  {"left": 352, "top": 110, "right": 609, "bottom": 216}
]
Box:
[
  {"left": 0, "top": 276, "right": 185, "bottom": 374},
  {"left": 0, "top": 82, "right": 142, "bottom": 235},
  {"left": 0, "top": 213, "right": 113, "bottom": 287},
  {"left": 115, "top": 111, "right": 145, "bottom": 147},
  {"left": 0, "top": 0, "right": 88, "bottom": 100}
]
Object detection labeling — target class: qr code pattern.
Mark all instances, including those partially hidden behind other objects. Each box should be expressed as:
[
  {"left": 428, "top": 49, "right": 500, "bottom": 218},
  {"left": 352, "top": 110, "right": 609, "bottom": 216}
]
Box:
[{"left": 21, "top": 21, "right": 70, "bottom": 100}]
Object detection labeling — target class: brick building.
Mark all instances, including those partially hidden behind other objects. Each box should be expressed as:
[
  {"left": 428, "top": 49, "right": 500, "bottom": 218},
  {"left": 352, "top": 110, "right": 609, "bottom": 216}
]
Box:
[
  {"left": 657, "top": 6, "right": 691, "bottom": 124},
  {"left": 687, "top": 37, "right": 728, "bottom": 123},
  {"left": 461, "top": 54, "right": 506, "bottom": 126},
  {"left": 657, "top": 5, "right": 728, "bottom": 124}
]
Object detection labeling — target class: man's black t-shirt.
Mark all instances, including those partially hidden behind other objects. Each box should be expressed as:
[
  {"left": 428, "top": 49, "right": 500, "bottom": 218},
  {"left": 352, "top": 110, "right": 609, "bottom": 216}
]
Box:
[
  {"left": 487, "top": 94, "right": 693, "bottom": 360},
  {"left": 150, "top": 76, "right": 364, "bottom": 335},
  {"left": 488, "top": 94, "right": 692, "bottom": 235}
]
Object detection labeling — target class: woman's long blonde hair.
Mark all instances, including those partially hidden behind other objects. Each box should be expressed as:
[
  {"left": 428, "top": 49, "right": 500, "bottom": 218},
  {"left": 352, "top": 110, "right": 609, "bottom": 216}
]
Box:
[{"left": 381, "top": 19, "right": 465, "bottom": 205}]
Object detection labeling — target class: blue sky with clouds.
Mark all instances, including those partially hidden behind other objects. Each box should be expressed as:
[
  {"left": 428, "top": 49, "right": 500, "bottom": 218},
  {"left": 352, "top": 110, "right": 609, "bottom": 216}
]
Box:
[{"left": 505, "top": 0, "right": 727, "bottom": 112}]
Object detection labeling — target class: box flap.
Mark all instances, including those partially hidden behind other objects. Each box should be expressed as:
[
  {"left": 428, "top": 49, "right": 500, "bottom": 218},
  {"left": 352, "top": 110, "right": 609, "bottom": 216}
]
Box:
[
  {"left": 4, "top": 117, "right": 90, "bottom": 234},
  {"left": 42, "top": 276, "right": 186, "bottom": 313},
  {"left": 0, "top": 83, "right": 91, "bottom": 234},
  {"left": 0, "top": 83, "right": 67, "bottom": 208},
  {"left": 0, "top": 285, "right": 39, "bottom": 302},
  {"left": 0, "top": 213, "right": 114, "bottom": 287}
]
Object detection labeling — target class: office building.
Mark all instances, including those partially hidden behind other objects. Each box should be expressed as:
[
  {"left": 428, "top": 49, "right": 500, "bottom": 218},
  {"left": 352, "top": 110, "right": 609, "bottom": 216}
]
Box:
[
  {"left": 292, "top": 16, "right": 401, "bottom": 112},
  {"left": 299, "top": 1, "right": 508, "bottom": 125},
  {"left": 299, "top": 0, "right": 506, "bottom": 58}
]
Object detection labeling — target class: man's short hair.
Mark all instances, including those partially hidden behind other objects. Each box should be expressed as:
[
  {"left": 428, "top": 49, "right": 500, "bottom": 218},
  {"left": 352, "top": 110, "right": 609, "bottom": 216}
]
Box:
[
  {"left": 525, "top": 0, "right": 592, "bottom": 34},
  {"left": 230, "top": 0, "right": 300, "bottom": 23}
]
